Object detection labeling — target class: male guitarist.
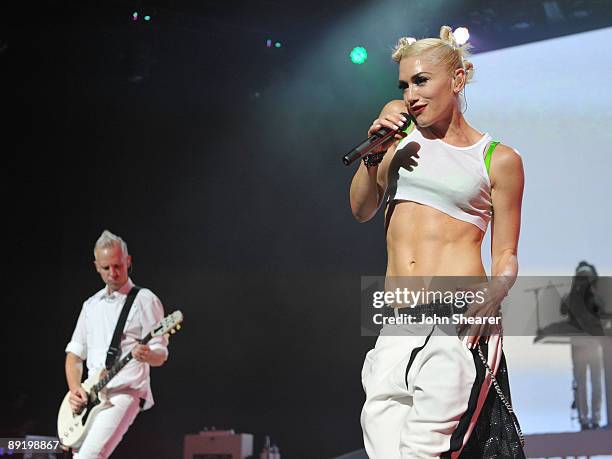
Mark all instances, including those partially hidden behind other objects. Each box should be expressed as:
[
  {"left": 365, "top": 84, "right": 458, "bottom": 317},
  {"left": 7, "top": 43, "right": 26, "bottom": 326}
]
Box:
[{"left": 64, "top": 230, "right": 168, "bottom": 458}]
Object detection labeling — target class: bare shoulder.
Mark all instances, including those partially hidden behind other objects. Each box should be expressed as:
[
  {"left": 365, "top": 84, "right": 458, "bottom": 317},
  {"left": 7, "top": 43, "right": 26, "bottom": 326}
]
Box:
[
  {"left": 380, "top": 99, "right": 406, "bottom": 117},
  {"left": 492, "top": 143, "right": 521, "bottom": 164},
  {"left": 490, "top": 143, "right": 524, "bottom": 187}
]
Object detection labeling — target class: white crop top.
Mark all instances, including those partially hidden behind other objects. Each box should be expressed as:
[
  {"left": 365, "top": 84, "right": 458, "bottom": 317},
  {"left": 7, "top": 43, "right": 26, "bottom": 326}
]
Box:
[{"left": 387, "top": 126, "right": 493, "bottom": 232}]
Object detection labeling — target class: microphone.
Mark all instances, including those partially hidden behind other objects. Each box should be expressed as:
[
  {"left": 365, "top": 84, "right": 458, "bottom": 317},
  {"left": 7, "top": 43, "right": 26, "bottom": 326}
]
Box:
[{"left": 342, "top": 113, "right": 411, "bottom": 166}]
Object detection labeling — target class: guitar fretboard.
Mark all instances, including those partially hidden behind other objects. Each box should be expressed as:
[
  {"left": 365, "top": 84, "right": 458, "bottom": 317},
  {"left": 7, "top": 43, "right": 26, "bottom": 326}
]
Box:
[{"left": 92, "top": 333, "right": 152, "bottom": 394}]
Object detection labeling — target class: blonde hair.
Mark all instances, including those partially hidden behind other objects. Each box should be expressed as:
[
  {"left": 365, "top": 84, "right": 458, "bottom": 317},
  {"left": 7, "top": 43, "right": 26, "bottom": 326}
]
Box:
[
  {"left": 94, "top": 229, "right": 128, "bottom": 257},
  {"left": 391, "top": 26, "right": 474, "bottom": 82}
]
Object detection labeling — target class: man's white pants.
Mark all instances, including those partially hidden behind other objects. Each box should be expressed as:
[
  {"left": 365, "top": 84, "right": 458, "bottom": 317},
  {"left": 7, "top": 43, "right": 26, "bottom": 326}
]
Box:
[
  {"left": 73, "top": 393, "right": 140, "bottom": 459},
  {"left": 361, "top": 325, "right": 500, "bottom": 459}
]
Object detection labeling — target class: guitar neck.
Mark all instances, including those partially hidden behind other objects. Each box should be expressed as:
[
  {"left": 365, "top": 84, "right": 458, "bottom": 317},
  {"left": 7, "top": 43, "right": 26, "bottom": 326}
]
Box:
[{"left": 93, "top": 333, "right": 152, "bottom": 394}]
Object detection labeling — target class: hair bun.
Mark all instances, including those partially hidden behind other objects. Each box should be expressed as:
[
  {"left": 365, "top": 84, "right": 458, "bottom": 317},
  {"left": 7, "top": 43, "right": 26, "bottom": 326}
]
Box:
[
  {"left": 396, "top": 36, "right": 416, "bottom": 49},
  {"left": 439, "top": 25, "right": 457, "bottom": 48}
]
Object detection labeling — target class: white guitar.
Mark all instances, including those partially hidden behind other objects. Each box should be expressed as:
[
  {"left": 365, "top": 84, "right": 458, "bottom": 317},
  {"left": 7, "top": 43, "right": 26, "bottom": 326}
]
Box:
[{"left": 57, "top": 310, "right": 183, "bottom": 448}]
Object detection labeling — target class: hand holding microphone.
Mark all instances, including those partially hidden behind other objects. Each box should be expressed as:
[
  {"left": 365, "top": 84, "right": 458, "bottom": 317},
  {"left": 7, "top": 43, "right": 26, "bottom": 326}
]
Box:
[{"left": 342, "top": 112, "right": 411, "bottom": 166}]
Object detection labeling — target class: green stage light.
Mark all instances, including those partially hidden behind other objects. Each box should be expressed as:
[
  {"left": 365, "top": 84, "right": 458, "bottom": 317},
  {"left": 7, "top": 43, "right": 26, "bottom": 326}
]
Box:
[{"left": 350, "top": 46, "right": 368, "bottom": 65}]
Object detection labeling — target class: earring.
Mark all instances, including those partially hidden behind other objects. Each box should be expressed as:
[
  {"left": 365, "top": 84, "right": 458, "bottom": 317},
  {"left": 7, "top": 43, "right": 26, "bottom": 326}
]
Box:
[{"left": 460, "top": 87, "right": 468, "bottom": 114}]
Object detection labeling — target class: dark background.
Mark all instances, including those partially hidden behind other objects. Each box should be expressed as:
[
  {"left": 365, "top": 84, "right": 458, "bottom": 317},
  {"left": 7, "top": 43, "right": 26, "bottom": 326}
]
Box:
[{"left": 3, "top": 0, "right": 612, "bottom": 457}]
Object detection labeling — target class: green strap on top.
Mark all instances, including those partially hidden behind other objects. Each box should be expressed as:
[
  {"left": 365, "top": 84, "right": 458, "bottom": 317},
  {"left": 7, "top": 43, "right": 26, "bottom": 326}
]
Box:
[
  {"left": 484, "top": 141, "right": 499, "bottom": 175},
  {"left": 402, "top": 122, "right": 497, "bottom": 175},
  {"left": 402, "top": 120, "right": 415, "bottom": 135}
]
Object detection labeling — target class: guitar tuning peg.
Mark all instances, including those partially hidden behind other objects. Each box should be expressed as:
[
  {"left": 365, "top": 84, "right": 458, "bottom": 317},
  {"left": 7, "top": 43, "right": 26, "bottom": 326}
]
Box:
[
  {"left": 176, "top": 324, "right": 181, "bottom": 330},
  {"left": 170, "top": 329, "right": 176, "bottom": 334},
  {"left": 164, "top": 333, "right": 169, "bottom": 339}
]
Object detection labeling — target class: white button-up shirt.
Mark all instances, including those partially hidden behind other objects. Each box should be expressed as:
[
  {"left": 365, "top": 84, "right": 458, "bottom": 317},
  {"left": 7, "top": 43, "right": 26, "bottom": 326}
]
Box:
[{"left": 65, "top": 278, "right": 168, "bottom": 410}]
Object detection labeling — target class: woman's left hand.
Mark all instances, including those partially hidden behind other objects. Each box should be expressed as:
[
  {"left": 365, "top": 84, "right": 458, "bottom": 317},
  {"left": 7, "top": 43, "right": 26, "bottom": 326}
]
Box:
[{"left": 458, "top": 278, "right": 509, "bottom": 348}]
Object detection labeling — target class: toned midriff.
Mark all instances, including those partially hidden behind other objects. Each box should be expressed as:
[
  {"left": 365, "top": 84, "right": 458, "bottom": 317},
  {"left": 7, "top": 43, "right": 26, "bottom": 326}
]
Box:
[{"left": 386, "top": 200, "right": 487, "bottom": 278}]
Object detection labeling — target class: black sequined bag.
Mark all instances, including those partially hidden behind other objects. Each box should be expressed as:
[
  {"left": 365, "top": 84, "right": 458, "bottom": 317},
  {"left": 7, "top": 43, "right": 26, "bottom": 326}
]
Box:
[{"left": 459, "top": 342, "right": 526, "bottom": 459}]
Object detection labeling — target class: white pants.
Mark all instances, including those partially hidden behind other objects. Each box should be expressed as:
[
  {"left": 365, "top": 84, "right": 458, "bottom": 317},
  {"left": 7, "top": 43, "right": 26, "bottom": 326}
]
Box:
[
  {"left": 73, "top": 393, "right": 140, "bottom": 459},
  {"left": 361, "top": 325, "right": 501, "bottom": 459},
  {"left": 571, "top": 337, "right": 603, "bottom": 425}
]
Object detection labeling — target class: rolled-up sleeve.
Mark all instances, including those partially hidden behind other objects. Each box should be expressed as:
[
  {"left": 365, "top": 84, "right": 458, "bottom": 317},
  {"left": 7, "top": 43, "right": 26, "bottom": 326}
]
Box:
[
  {"left": 140, "top": 291, "right": 169, "bottom": 358},
  {"left": 65, "top": 303, "right": 88, "bottom": 360}
]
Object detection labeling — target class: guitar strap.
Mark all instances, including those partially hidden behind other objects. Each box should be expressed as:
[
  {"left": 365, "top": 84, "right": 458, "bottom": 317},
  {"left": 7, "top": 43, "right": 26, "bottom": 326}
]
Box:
[{"left": 105, "top": 286, "right": 140, "bottom": 370}]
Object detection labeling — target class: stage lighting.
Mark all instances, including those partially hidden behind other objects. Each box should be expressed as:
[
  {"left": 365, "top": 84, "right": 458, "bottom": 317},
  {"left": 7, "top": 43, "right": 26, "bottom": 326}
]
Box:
[
  {"left": 350, "top": 46, "right": 368, "bottom": 65},
  {"left": 266, "top": 39, "right": 282, "bottom": 48},
  {"left": 132, "top": 11, "right": 151, "bottom": 22},
  {"left": 453, "top": 27, "right": 470, "bottom": 45}
]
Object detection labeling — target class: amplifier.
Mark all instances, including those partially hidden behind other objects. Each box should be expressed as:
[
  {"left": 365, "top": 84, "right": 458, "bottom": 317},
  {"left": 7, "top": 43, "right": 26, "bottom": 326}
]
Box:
[{"left": 183, "top": 430, "right": 253, "bottom": 459}]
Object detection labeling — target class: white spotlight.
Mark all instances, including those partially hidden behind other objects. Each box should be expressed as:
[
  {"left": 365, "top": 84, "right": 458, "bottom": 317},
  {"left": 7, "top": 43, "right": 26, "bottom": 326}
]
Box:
[{"left": 453, "top": 27, "right": 470, "bottom": 45}]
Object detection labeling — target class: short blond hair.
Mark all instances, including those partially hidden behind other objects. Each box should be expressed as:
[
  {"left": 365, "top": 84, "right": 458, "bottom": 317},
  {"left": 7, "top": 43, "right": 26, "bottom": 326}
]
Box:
[
  {"left": 94, "top": 230, "right": 128, "bottom": 257},
  {"left": 392, "top": 26, "right": 474, "bottom": 82}
]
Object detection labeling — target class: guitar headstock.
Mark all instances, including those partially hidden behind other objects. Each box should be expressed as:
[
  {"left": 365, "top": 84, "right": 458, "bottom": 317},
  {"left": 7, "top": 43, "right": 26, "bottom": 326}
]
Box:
[{"left": 151, "top": 310, "right": 183, "bottom": 339}]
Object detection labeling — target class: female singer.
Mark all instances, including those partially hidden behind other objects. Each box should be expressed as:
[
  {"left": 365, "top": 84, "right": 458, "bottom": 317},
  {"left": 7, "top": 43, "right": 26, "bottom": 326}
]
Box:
[{"left": 350, "top": 26, "right": 525, "bottom": 458}]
